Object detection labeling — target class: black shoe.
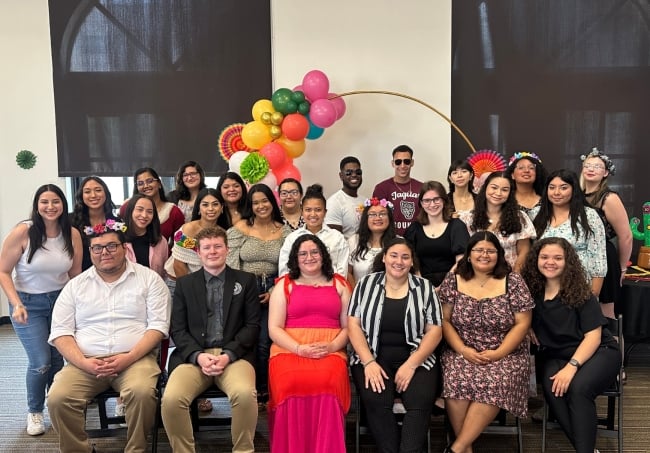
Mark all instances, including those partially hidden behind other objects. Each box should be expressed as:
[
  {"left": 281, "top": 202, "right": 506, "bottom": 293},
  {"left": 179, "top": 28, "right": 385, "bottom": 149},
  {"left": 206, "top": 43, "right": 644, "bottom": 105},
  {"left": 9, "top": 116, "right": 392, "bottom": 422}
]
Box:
[{"left": 443, "top": 445, "right": 456, "bottom": 453}]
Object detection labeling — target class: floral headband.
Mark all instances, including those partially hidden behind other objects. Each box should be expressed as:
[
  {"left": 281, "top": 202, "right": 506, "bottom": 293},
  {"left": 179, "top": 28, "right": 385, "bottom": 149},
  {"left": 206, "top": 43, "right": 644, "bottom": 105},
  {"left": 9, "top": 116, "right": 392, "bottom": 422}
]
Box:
[
  {"left": 580, "top": 147, "right": 616, "bottom": 175},
  {"left": 363, "top": 197, "right": 394, "bottom": 210},
  {"left": 508, "top": 151, "right": 542, "bottom": 167},
  {"left": 84, "top": 219, "right": 127, "bottom": 236}
]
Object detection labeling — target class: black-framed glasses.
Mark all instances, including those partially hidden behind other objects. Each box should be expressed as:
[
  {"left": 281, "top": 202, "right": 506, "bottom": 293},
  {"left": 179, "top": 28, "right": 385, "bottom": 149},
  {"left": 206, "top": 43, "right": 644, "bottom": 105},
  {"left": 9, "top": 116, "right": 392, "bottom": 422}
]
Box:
[
  {"left": 136, "top": 178, "right": 157, "bottom": 187},
  {"left": 279, "top": 189, "right": 300, "bottom": 197},
  {"left": 343, "top": 169, "right": 363, "bottom": 176},
  {"left": 421, "top": 197, "right": 443, "bottom": 205},
  {"left": 182, "top": 171, "right": 200, "bottom": 179},
  {"left": 89, "top": 243, "right": 121, "bottom": 255},
  {"left": 393, "top": 158, "right": 412, "bottom": 166}
]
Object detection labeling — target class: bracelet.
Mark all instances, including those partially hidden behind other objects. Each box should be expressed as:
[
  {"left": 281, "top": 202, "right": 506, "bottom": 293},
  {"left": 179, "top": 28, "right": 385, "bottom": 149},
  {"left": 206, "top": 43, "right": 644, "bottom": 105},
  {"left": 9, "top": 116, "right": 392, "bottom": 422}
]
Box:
[
  {"left": 295, "top": 344, "right": 300, "bottom": 355},
  {"left": 363, "top": 358, "right": 376, "bottom": 368},
  {"left": 460, "top": 346, "right": 466, "bottom": 359}
]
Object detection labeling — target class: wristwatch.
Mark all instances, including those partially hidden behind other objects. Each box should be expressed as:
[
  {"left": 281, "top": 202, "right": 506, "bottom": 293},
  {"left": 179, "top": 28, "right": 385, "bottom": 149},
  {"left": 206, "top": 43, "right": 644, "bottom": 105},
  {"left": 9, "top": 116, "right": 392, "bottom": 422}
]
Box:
[{"left": 568, "top": 358, "right": 581, "bottom": 368}]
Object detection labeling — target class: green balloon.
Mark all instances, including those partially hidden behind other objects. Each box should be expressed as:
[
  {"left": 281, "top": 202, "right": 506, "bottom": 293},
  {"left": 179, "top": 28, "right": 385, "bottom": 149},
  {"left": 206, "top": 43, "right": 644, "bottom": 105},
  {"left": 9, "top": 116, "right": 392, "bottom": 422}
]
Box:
[
  {"left": 285, "top": 100, "right": 298, "bottom": 114},
  {"left": 291, "top": 90, "right": 306, "bottom": 104},
  {"left": 297, "top": 101, "right": 311, "bottom": 115},
  {"left": 272, "top": 88, "right": 293, "bottom": 113}
]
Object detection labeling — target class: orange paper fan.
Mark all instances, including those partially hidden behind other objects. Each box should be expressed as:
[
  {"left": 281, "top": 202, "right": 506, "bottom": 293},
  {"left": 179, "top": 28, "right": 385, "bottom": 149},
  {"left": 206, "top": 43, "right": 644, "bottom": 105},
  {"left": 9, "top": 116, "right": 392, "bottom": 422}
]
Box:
[
  {"left": 467, "top": 149, "right": 507, "bottom": 177},
  {"left": 218, "top": 123, "right": 251, "bottom": 162}
]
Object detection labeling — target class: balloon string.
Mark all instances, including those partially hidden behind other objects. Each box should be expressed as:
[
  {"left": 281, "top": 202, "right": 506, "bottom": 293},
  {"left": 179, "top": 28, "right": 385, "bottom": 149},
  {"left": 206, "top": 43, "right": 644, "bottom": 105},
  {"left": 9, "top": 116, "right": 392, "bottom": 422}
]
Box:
[{"left": 331, "top": 90, "right": 477, "bottom": 154}]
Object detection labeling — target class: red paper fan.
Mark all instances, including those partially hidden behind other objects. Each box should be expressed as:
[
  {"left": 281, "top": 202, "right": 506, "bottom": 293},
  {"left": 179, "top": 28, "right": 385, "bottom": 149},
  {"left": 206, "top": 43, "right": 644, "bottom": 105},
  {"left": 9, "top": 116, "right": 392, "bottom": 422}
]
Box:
[
  {"left": 218, "top": 123, "right": 251, "bottom": 162},
  {"left": 467, "top": 149, "right": 507, "bottom": 178}
]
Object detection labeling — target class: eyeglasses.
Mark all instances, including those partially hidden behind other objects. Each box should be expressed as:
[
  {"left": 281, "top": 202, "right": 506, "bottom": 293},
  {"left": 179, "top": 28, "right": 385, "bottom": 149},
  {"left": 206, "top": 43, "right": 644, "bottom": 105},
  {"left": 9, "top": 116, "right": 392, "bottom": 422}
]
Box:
[
  {"left": 421, "top": 197, "right": 443, "bottom": 205},
  {"left": 515, "top": 164, "right": 536, "bottom": 171},
  {"left": 90, "top": 243, "right": 121, "bottom": 255},
  {"left": 279, "top": 189, "right": 300, "bottom": 198},
  {"left": 471, "top": 248, "right": 498, "bottom": 256},
  {"left": 393, "top": 159, "right": 412, "bottom": 166},
  {"left": 343, "top": 169, "right": 363, "bottom": 176},
  {"left": 182, "top": 171, "right": 200, "bottom": 179},
  {"left": 367, "top": 212, "right": 388, "bottom": 218},
  {"left": 583, "top": 163, "right": 606, "bottom": 171},
  {"left": 136, "top": 178, "right": 157, "bottom": 187},
  {"left": 297, "top": 250, "right": 321, "bottom": 259}
]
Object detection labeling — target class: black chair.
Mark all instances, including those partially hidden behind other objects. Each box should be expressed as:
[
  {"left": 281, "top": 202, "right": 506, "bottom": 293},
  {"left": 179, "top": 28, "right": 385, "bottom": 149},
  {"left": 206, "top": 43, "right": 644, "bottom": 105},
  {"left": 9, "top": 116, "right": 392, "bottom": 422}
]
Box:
[
  {"left": 190, "top": 385, "right": 232, "bottom": 432},
  {"left": 542, "top": 315, "right": 624, "bottom": 453}
]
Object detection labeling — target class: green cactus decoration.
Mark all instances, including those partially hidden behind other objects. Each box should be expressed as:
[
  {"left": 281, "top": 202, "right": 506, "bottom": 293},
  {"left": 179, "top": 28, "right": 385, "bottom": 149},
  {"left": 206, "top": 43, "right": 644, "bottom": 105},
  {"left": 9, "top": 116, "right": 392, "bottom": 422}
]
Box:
[
  {"left": 16, "top": 150, "right": 37, "bottom": 169},
  {"left": 629, "top": 202, "right": 650, "bottom": 247}
]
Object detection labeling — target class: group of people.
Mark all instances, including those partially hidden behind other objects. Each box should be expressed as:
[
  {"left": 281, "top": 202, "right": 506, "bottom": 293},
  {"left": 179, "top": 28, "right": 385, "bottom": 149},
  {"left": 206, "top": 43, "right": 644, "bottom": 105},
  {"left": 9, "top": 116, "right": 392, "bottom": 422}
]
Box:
[{"left": 0, "top": 145, "right": 629, "bottom": 453}]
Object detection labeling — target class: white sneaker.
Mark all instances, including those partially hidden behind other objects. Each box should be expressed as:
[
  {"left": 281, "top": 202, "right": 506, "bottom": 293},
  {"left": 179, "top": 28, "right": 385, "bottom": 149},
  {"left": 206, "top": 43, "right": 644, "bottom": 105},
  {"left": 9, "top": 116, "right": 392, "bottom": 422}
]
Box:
[
  {"left": 392, "top": 402, "right": 406, "bottom": 414},
  {"left": 114, "top": 402, "right": 126, "bottom": 417},
  {"left": 27, "top": 412, "right": 45, "bottom": 436}
]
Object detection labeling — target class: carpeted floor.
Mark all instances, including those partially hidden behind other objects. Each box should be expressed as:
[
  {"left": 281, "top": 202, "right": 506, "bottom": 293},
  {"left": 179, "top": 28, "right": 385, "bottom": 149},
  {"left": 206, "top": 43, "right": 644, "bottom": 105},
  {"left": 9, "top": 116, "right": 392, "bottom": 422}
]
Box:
[{"left": 0, "top": 322, "right": 648, "bottom": 452}]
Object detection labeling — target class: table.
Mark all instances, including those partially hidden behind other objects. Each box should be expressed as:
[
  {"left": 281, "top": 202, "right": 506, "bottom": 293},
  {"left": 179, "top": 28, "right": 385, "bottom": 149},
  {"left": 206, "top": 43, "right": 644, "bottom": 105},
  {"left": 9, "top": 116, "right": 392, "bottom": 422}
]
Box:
[{"left": 620, "top": 279, "right": 650, "bottom": 363}]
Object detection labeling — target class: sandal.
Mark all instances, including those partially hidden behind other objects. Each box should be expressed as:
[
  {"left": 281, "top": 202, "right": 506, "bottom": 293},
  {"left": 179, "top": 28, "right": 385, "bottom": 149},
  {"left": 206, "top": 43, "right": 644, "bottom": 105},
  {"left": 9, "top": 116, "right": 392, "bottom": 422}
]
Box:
[{"left": 197, "top": 398, "right": 213, "bottom": 412}]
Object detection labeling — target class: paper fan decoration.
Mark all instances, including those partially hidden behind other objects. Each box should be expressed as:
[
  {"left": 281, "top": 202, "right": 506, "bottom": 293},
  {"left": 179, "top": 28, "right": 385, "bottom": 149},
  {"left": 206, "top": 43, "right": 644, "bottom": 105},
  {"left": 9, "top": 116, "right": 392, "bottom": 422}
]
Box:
[
  {"left": 467, "top": 149, "right": 507, "bottom": 177},
  {"left": 218, "top": 123, "right": 251, "bottom": 162}
]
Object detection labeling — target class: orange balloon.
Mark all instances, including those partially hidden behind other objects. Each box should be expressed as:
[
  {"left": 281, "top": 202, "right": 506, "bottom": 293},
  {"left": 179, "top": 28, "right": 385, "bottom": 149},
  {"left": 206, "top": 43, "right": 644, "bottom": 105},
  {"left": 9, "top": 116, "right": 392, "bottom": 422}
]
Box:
[
  {"left": 242, "top": 121, "right": 272, "bottom": 150},
  {"left": 275, "top": 136, "right": 306, "bottom": 159}
]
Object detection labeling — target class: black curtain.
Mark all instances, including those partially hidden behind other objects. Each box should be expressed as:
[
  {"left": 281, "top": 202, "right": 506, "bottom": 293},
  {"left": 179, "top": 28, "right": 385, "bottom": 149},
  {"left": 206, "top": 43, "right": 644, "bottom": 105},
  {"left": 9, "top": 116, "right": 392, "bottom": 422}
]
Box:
[
  {"left": 49, "top": 0, "right": 272, "bottom": 177},
  {"left": 451, "top": 0, "right": 650, "bottom": 221}
]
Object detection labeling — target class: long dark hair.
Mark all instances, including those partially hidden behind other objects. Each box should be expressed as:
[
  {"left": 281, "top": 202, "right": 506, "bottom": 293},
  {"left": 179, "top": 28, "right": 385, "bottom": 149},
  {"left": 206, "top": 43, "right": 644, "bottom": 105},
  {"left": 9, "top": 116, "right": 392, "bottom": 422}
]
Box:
[
  {"left": 287, "top": 234, "right": 334, "bottom": 281},
  {"left": 352, "top": 204, "right": 397, "bottom": 261},
  {"left": 132, "top": 167, "right": 168, "bottom": 201},
  {"left": 505, "top": 153, "right": 548, "bottom": 196},
  {"left": 168, "top": 160, "right": 206, "bottom": 203},
  {"left": 520, "top": 237, "right": 592, "bottom": 307},
  {"left": 242, "top": 184, "right": 284, "bottom": 226},
  {"left": 533, "top": 169, "right": 593, "bottom": 240},
  {"left": 471, "top": 171, "right": 523, "bottom": 235},
  {"left": 123, "top": 194, "right": 162, "bottom": 246},
  {"left": 28, "top": 184, "right": 74, "bottom": 263},
  {"left": 216, "top": 171, "right": 248, "bottom": 229},
  {"left": 70, "top": 176, "right": 118, "bottom": 232},
  {"left": 455, "top": 231, "right": 510, "bottom": 280},
  {"left": 190, "top": 188, "right": 223, "bottom": 221}
]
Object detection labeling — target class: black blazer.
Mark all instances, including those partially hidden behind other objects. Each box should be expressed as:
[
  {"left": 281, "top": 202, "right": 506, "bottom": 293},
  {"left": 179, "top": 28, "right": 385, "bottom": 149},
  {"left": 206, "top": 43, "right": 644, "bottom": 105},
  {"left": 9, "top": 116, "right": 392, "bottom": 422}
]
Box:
[{"left": 168, "top": 266, "right": 260, "bottom": 373}]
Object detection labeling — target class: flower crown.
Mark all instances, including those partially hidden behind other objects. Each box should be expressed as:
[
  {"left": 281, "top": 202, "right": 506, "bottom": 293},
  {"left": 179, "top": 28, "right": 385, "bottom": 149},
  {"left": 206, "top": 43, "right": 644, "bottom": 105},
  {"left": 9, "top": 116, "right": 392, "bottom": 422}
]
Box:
[
  {"left": 363, "top": 197, "right": 394, "bottom": 209},
  {"left": 84, "top": 219, "right": 127, "bottom": 236},
  {"left": 580, "top": 147, "right": 616, "bottom": 175},
  {"left": 508, "top": 151, "right": 542, "bottom": 167}
]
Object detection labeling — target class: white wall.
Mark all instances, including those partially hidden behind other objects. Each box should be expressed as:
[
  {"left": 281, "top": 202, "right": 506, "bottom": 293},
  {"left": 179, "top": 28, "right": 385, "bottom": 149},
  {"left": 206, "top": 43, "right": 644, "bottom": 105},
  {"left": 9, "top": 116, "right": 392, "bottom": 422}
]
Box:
[{"left": 0, "top": 0, "right": 452, "bottom": 317}]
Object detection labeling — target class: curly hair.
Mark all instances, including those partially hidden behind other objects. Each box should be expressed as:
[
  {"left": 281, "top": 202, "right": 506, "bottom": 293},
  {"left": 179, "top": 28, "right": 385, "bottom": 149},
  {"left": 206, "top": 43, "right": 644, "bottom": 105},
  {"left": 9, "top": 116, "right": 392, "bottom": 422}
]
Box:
[
  {"left": 520, "top": 237, "right": 591, "bottom": 307},
  {"left": 416, "top": 180, "right": 453, "bottom": 224},
  {"left": 123, "top": 194, "right": 161, "bottom": 245},
  {"left": 455, "top": 231, "right": 511, "bottom": 280},
  {"left": 190, "top": 188, "right": 223, "bottom": 221},
  {"left": 287, "top": 234, "right": 334, "bottom": 281},
  {"left": 533, "top": 169, "right": 593, "bottom": 240},
  {"left": 371, "top": 237, "right": 419, "bottom": 275},
  {"left": 471, "top": 171, "right": 523, "bottom": 236},
  {"left": 352, "top": 204, "right": 397, "bottom": 261},
  {"left": 504, "top": 153, "right": 548, "bottom": 196}
]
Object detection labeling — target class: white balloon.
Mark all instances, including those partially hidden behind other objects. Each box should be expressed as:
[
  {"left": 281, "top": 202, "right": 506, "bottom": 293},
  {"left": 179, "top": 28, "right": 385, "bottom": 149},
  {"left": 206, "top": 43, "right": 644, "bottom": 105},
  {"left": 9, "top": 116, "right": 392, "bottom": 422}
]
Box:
[
  {"left": 258, "top": 171, "right": 277, "bottom": 191},
  {"left": 228, "top": 151, "right": 249, "bottom": 173}
]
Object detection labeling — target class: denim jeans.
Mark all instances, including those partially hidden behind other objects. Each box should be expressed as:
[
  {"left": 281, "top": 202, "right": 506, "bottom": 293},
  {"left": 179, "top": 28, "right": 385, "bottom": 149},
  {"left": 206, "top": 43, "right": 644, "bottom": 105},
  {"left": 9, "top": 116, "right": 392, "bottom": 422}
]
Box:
[{"left": 11, "top": 290, "right": 64, "bottom": 413}]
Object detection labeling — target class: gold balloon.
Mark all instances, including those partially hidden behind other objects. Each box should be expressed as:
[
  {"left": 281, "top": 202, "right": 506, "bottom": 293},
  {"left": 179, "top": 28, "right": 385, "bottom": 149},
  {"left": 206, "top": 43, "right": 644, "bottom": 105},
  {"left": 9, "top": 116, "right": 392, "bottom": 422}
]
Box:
[
  {"left": 271, "top": 112, "right": 284, "bottom": 126},
  {"left": 269, "top": 125, "right": 282, "bottom": 139},
  {"left": 276, "top": 136, "right": 306, "bottom": 159},
  {"left": 261, "top": 112, "right": 272, "bottom": 125}
]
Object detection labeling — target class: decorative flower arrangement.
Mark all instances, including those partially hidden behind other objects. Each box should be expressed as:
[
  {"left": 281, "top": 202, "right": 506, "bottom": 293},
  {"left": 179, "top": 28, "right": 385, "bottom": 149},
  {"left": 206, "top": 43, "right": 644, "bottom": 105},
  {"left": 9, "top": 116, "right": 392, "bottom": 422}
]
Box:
[
  {"left": 508, "top": 151, "right": 542, "bottom": 167},
  {"left": 239, "top": 152, "right": 270, "bottom": 184},
  {"left": 173, "top": 230, "right": 197, "bottom": 251},
  {"left": 16, "top": 150, "right": 37, "bottom": 169},
  {"left": 580, "top": 147, "right": 616, "bottom": 175},
  {"left": 363, "top": 197, "right": 394, "bottom": 210},
  {"left": 84, "top": 220, "right": 127, "bottom": 236}
]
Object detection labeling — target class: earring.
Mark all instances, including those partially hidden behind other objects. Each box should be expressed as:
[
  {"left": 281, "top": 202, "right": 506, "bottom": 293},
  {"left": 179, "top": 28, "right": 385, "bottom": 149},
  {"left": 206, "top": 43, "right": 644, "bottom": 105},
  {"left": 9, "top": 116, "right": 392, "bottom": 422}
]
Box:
[{"left": 467, "top": 258, "right": 471, "bottom": 262}]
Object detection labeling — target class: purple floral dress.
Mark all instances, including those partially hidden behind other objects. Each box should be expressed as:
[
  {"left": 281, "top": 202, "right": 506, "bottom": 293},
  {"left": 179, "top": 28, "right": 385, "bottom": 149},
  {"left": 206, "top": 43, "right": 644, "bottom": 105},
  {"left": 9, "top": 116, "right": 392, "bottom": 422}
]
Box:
[{"left": 438, "top": 272, "right": 534, "bottom": 417}]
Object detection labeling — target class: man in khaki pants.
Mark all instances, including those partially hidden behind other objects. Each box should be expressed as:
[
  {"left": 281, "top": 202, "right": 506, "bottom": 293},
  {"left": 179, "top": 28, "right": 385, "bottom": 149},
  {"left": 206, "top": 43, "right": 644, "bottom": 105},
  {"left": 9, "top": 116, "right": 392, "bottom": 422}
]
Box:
[
  {"left": 162, "top": 226, "right": 260, "bottom": 453},
  {"left": 48, "top": 223, "right": 171, "bottom": 453}
]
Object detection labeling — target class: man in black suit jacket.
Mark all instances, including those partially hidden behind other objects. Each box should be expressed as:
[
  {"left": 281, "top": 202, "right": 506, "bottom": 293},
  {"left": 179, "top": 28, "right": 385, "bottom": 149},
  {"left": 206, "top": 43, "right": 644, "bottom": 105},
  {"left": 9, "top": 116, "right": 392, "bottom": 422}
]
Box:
[{"left": 161, "top": 226, "right": 260, "bottom": 453}]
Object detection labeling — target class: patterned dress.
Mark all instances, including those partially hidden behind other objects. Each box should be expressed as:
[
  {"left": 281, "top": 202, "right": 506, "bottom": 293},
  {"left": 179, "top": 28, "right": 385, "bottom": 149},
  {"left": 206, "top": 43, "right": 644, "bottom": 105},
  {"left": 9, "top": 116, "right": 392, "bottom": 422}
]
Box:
[
  {"left": 438, "top": 272, "right": 534, "bottom": 417},
  {"left": 268, "top": 277, "right": 350, "bottom": 453}
]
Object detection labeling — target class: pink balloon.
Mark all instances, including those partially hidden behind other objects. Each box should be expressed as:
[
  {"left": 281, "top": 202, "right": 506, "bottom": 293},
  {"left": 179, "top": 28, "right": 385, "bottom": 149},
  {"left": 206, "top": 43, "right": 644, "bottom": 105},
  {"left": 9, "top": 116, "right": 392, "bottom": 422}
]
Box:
[
  {"left": 259, "top": 142, "right": 287, "bottom": 169},
  {"left": 273, "top": 163, "right": 302, "bottom": 182},
  {"left": 258, "top": 171, "right": 278, "bottom": 191},
  {"left": 309, "top": 99, "right": 337, "bottom": 128},
  {"left": 302, "top": 70, "right": 330, "bottom": 101},
  {"left": 328, "top": 93, "right": 346, "bottom": 120}
]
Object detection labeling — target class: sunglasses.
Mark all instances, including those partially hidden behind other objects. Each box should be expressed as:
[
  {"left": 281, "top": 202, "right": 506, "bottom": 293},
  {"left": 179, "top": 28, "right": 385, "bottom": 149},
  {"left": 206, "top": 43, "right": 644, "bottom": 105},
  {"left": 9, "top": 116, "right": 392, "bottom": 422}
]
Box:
[
  {"left": 343, "top": 169, "right": 363, "bottom": 176},
  {"left": 393, "top": 159, "right": 412, "bottom": 166}
]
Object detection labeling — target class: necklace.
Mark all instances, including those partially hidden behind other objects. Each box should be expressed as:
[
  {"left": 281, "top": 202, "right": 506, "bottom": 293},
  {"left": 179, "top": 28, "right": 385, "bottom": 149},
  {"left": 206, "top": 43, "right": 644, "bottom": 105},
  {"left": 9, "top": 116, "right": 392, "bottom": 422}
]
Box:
[
  {"left": 393, "top": 178, "right": 413, "bottom": 195},
  {"left": 477, "top": 276, "right": 491, "bottom": 287}
]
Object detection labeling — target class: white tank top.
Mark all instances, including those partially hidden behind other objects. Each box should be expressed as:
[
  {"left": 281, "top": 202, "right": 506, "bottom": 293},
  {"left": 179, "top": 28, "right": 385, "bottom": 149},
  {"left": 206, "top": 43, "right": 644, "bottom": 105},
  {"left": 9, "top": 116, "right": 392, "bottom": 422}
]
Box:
[{"left": 14, "top": 222, "right": 73, "bottom": 293}]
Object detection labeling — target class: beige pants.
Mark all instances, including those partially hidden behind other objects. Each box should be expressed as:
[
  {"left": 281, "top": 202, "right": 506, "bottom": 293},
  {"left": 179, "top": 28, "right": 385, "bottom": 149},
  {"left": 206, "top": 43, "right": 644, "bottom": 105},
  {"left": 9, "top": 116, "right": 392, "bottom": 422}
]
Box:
[
  {"left": 47, "top": 353, "right": 160, "bottom": 453},
  {"left": 161, "top": 348, "right": 257, "bottom": 453}
]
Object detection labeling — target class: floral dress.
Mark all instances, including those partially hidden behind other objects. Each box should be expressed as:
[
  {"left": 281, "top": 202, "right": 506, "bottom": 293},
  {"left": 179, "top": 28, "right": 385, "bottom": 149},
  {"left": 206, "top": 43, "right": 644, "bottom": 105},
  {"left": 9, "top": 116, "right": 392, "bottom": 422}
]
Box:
[{"left": 438, "top": 272, "right": 534, "bottom": 417}]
